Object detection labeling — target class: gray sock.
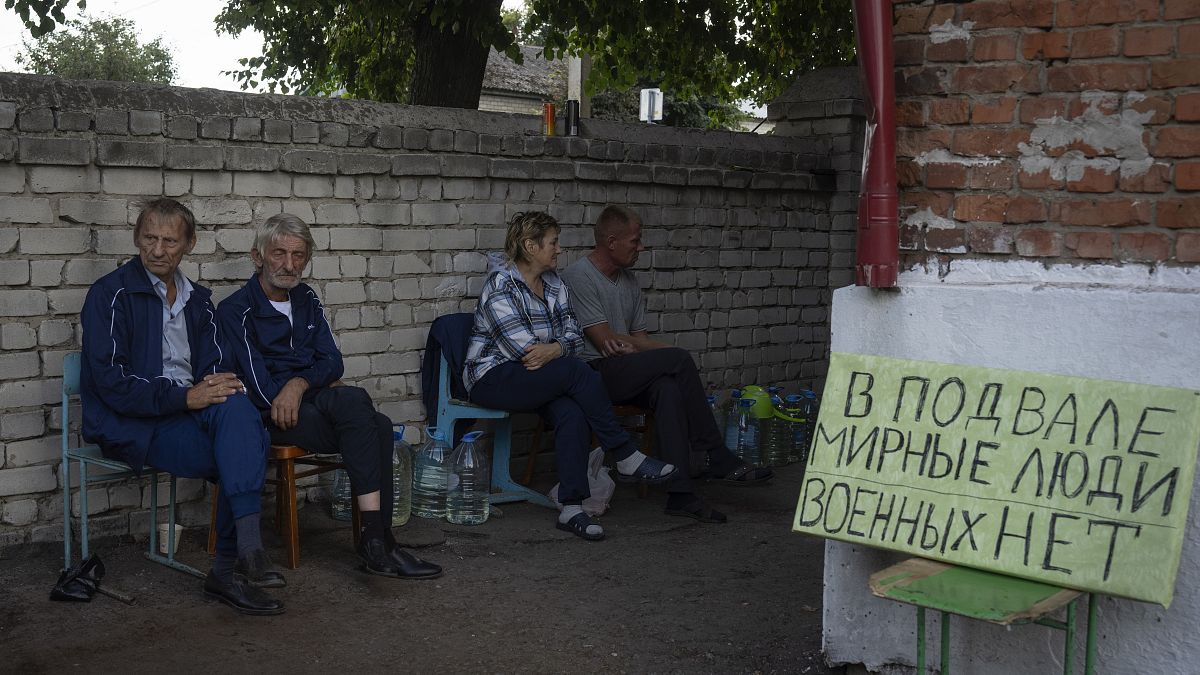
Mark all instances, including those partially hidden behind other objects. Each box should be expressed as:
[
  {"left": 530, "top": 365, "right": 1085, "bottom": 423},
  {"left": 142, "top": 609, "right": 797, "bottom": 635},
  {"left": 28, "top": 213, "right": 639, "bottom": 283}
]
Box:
[
  {"left": 234, "top": 513, "right": 262, "bottom": 560},
  {"left": 213, "top": 552, "right": 236, "bottom": 582}
]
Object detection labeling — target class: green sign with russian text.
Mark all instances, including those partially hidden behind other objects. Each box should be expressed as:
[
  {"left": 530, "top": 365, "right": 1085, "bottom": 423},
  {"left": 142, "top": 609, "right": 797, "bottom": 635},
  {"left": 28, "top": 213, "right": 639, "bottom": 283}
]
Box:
[{"left": 793, "top": 353, "right": 1200, "bottom": 606}]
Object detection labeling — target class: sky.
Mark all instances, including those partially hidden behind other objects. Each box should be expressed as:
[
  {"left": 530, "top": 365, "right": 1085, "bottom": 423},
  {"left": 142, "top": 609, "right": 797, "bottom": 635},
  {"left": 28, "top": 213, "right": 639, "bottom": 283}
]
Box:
[{"left": 0, "top": 0, "right": 266, "bottom": 91}]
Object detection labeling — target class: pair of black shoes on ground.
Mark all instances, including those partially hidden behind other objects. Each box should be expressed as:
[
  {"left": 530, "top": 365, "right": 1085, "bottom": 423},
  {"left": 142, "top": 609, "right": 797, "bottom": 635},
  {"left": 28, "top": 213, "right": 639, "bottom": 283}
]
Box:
[{"left": 204, "top": 542, "right": 442, "bottom": 615}]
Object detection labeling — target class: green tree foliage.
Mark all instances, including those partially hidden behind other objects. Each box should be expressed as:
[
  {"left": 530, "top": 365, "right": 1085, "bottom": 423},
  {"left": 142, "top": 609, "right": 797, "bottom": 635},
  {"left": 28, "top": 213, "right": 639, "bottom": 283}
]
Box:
[
  {"left": 6, "top": 0, "right": 855, "bottom": 109},
  {"left": 215, "top": 0, "right": 515, "bottom": 107},
  {"left": 217, "top": 0, "right": 852, "bottom": 109},
  {"left": 530, "top": 0, "right": 854, "bottom": 105},
  {"left": 16, "top": 14, "right": 177, "bottom": 84},
  {"left": 590, "top": 87, "right": 745, "bottom": 131},
  {"left": 4, "top": 0, "right": 77, "bottom": 37}
]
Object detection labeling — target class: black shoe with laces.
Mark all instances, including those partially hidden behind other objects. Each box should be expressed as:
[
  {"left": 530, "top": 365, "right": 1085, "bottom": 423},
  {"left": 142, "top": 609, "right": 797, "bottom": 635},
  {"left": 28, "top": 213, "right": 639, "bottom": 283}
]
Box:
[
  {"left": 234, "top": 549, "right": 286, "bottom": 588},
  {"left": 356, "top": 536, "right": 443, "bottom": 579},
  {"left": 203, "top": 572, "right": 285, "bottom": 616}
]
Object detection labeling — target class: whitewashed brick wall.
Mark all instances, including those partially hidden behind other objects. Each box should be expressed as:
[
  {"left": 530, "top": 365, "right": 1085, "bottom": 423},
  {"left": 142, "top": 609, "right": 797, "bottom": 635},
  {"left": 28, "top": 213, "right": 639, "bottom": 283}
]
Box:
[{"left": 0, "top": 73, "right": 860, "bottom": 546}]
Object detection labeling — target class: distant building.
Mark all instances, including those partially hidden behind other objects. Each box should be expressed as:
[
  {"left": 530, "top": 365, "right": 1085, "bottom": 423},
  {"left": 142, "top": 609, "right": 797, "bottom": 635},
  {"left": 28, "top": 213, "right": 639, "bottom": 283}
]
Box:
[
  {"left": 738, "top": 116, "right": 775, "bottom": 134},
  {"left": 478, "top": 45, "right": 566, "bottom": 115}
]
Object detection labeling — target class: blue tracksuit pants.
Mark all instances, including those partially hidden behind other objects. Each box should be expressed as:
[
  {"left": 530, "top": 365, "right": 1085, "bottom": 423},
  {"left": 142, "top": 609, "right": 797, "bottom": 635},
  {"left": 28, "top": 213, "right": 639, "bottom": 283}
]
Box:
[{"left": 144, "top": 394, "right": 269, "bottom": 556}]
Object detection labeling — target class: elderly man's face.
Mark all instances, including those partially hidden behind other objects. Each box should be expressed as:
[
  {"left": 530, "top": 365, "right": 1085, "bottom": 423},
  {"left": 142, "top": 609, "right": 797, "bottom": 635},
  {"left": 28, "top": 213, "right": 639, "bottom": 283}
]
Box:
[
  {"left": 136, "top": 215, "right": 194, "bottom": 284},
  {"left": 610, "top": 219, "right": 644, "bottom": 269},
  {"left": 252, "top": 234, "right": 310, "bottom": 299}
]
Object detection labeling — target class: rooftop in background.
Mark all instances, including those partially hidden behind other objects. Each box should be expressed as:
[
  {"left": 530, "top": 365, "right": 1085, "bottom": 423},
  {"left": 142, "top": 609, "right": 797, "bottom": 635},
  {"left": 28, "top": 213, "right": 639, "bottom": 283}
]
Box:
[{"left": 479, "top": 45, "right": 566, "bottom": 116}]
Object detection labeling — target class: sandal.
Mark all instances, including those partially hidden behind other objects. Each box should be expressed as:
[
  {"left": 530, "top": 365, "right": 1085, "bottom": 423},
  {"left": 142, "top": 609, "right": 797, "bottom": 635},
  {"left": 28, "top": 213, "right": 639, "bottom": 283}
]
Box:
[
  {"left": 665, "top": 498, "right": 728, "bottom": 523},
  {"left": 708, "top": 463, "right": 773, "bottom": 486},
  {"left": 614, "top": 456, "right": 677, "bottom": 485},
  {"left": 556, "top": 512, "right": 605, "bottom": 541}
]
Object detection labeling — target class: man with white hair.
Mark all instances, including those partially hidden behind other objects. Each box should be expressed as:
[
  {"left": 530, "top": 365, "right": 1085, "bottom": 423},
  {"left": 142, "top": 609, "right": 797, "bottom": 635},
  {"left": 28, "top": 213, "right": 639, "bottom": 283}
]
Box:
[{"left": 218, "top": 213, "right": 442, "bottom": 580}]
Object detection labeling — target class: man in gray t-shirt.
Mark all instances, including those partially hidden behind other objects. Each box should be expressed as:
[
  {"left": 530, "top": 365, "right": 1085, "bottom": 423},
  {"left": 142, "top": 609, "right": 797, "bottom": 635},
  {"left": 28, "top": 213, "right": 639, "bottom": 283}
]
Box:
[{"left": 561, "top": 206, "right": 773, "bottom": 523}]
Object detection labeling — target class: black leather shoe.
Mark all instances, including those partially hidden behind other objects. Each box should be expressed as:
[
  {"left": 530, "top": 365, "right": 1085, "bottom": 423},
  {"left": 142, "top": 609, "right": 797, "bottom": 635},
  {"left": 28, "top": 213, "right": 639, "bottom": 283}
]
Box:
[
  {"left": 357, "top": 537, "right": 443, "bottom": 579},
  {"left": 203, "top": 572, "right": 285, "bottom": 616},
  {"left": 234, "top": 549, "right": 286, "bottom": 588}
]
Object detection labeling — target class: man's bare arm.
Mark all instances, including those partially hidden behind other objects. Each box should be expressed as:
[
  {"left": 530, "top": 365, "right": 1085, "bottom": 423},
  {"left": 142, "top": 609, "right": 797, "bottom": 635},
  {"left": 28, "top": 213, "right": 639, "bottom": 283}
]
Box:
[
  {"left": 582, "top": 324, "right": 667, "bottom": 356},
  {"left": 628, "top": 330, "right": 668, "bottom": 351}
]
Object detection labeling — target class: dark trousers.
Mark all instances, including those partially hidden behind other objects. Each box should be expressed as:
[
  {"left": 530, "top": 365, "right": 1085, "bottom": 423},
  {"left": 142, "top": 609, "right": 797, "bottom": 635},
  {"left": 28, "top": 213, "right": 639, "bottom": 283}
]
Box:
[
  {"left": 469, "top": 357, "right": 634, "bottom": 504},
  {"left": 591, "top": 347, "right": 738, "bottom": 493},
  {"left": 268, "top": 386, "right": 395, "bottom": 521},
  {"left": 145, "top": 393, "right": 269, "bottom": 556}
]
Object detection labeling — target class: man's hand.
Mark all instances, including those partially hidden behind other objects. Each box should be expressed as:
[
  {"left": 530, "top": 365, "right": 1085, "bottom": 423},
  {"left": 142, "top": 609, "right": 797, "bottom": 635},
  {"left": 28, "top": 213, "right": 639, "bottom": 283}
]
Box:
[
  {"left": 271, "top": 377, "right": 309, "bottom": 430},
  {"left": 185, "top": 372, "right": 245, "bottom": 411},
  {"left": 600, "top": 338, "right": 636, "bottom": 357},
  {"left": 522, "top": 342, "right": 563, "bottom": 371}
]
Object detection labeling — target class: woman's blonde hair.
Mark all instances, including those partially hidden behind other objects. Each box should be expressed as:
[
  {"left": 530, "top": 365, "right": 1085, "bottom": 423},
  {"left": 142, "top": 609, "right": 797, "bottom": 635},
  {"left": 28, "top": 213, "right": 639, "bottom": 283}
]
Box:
[{"left": 504, "top": 211, "right": 560, "bottom": 263}]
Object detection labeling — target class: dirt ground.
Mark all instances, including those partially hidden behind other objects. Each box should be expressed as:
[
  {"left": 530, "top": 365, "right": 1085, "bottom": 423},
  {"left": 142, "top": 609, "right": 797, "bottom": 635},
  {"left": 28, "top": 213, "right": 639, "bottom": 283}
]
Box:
[{"left": 0, "top": 463, "right": 838, "bottom": 674}]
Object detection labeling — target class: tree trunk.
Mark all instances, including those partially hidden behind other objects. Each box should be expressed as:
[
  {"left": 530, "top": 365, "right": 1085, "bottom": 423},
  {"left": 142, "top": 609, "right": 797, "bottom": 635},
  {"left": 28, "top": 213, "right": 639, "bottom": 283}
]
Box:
[{"left": 408, "top": 0, "right": 501, "bottom": 108}]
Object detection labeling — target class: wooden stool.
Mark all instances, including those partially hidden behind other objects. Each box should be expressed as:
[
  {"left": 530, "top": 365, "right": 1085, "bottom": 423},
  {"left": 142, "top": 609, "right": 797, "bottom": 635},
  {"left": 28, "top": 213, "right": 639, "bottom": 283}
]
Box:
[
  {"left": 523, "top": 404, "right": 656, "bottom": 497},
  {"left": 208, "top": 445, "right": 361, "bottom": 569}
]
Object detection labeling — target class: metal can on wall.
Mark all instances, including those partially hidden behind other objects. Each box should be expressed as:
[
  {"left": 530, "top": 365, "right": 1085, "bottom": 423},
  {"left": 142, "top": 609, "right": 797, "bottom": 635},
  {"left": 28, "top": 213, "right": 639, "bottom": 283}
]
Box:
[
  {"left": 565, "top": 100, "right": 579, "bottom": 136},
  {"left": 543, "top": 102, "right": 556, "bottom": 136}
]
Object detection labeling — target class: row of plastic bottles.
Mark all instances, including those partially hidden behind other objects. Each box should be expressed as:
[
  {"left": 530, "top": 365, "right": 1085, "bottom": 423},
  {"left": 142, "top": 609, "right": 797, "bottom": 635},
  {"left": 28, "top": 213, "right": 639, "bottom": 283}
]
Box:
[
  {"left": 329, "top": 384, "right": 817, "bottom": 523},
  {"left": 330, "top": 425, "right": 490, "bottom": 526},
  {"left": 708, "top": 385, "right": 819, "bottom": 468}
]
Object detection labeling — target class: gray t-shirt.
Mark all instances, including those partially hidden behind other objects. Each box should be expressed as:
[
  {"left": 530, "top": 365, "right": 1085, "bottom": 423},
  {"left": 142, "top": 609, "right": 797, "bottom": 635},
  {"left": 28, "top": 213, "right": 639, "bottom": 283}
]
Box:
[{"left": 560, "top": 257, "right": 646, "bottom": 361}]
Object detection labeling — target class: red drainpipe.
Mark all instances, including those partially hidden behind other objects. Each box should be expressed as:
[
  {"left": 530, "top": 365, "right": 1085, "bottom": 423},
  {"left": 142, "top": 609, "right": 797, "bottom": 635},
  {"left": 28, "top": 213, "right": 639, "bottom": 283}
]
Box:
[{"left": 851, "top": 0, "right": 899, "bottom": 288}]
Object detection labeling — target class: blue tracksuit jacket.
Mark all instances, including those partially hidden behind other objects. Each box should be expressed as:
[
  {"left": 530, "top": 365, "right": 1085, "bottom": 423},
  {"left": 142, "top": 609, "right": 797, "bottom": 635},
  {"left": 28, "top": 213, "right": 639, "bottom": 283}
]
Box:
[
  {"left": 79, "top": 256, "right": 226, "bottom": 471},
  {"left": 217, "top": 275, "right": 343, "bottom": 411}
]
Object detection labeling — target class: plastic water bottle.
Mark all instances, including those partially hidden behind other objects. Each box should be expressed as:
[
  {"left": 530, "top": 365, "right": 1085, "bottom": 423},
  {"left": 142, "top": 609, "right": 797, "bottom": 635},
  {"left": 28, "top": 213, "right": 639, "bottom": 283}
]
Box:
[
  {"left": 762, "top": 396, "right": 790, "bottom": 466},
  {"left": 391, "top": 424, "right": 413, "bottom": 527},
  {"left": 445, "top": 430, "right": 490, "bottom": 525},
  {"left": 704, "top": 394, "right": 721, "bottom": 473},
  {"left": 781, "top": 394, "right": 806, "bottom": 464},
  {"left": 331, "top": 458, "right": 352, "bottom": 521},
  {"left": 736, "top": 398, "right": 760, "bottom": 466},
  {"left": 799, "top": 390, "right": 820, "bottom": 464},
  {"left": 411, "top": 426, "right": 451, "bottom": 519},
  {"left": 708, "top": 394, "right": 721, "bottom": 429},
  {"left": 722, "top": 388, "right": 743, "bottom": 451}
]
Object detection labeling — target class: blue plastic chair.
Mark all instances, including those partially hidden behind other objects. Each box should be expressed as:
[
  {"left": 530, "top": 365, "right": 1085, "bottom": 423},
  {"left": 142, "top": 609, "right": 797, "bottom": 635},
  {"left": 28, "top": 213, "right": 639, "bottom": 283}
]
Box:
[
  {"left": 61, "top": 352, "right": 202, "bottom": 578},
  {"left": 435, "top": 352, "right": 553, "bottom": 508}
]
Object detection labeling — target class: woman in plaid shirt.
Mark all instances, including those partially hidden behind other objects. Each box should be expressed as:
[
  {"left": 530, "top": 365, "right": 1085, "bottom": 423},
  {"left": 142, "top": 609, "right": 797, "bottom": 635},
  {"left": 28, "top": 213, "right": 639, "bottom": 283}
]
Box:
[{"left": 465, "top": 211, "right": 676, "bottom": 541}]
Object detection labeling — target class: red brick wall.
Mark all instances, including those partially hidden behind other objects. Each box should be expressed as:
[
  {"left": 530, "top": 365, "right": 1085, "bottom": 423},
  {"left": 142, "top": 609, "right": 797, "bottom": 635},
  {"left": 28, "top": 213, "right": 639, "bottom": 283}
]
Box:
[{"left": 893, "top": 0, "right": 1200, "bottom": 264}]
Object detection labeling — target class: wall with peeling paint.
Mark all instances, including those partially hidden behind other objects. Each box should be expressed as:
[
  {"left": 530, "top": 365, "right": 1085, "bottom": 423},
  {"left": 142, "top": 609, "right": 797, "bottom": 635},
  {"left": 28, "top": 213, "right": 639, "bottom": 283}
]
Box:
[
  {"left": 823, "top": 262, "right": 1200, "bottom": 674},
  {"left": 890, "top": 0, "right": 1200, "bottom": 264},
  {"left": 819, "top": 1, "right": 1200, "bottom": 672}
]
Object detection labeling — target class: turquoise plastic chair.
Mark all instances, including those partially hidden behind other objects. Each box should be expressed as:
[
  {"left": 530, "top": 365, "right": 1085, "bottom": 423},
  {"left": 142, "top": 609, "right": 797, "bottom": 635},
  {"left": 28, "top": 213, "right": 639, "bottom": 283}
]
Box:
[
  {"left": 435, "top": 351, "right": 553, "bottom": 508},
  {"left": 61, "top": 352, "right": 203, "bottom": 578}
]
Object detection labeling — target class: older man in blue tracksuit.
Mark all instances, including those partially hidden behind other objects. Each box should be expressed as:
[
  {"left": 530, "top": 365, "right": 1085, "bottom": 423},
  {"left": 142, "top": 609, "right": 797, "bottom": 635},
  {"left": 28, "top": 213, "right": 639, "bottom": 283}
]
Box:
[
  {"left": 218, "top": 213, "right": 441, "bottom": 580},
  {"left": 80, "top": 198, "right": 284, "bottom": 615}
]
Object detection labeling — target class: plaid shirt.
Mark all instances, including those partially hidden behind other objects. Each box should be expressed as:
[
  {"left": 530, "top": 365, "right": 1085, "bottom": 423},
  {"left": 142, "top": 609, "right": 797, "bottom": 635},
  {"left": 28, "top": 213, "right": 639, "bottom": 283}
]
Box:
[{"left": 463, "top": 256, "right": 583, "bottom": 391}]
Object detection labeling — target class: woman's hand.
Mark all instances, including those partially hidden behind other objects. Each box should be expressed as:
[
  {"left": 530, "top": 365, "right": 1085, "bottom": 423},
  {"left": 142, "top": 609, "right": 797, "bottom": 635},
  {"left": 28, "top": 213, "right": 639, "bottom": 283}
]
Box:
[{"left": 522, "top": 342, "right": 563, "bottom": 371}]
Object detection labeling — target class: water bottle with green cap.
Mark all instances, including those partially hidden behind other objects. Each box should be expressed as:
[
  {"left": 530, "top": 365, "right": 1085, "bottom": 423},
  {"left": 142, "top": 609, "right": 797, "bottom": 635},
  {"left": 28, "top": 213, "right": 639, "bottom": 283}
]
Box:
[
  {"left": 780, "top": 394, "right": 807, "bottom": 465},
  {"left": 735, "top": 399, "right": 761, "bottom": 466}
]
